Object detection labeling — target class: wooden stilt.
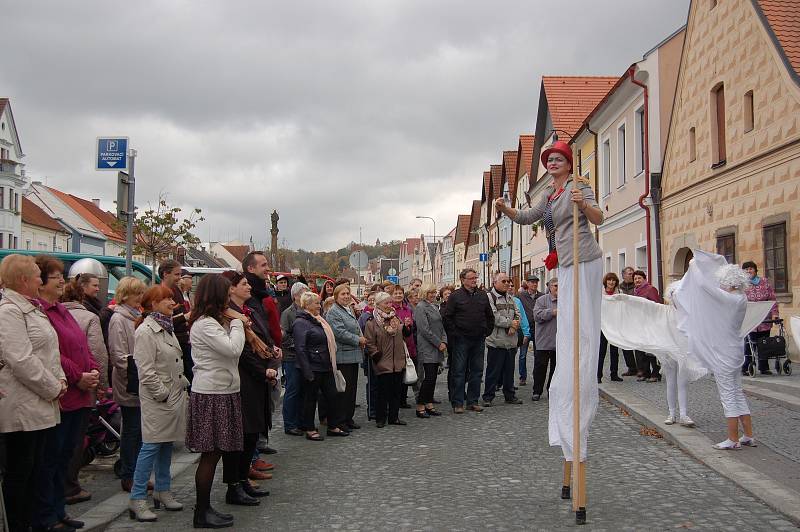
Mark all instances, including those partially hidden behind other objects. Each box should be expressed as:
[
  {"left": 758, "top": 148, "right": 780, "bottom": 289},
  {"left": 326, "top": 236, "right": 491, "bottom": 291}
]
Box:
[
  {"left": 561, "top": 460, "right": 572, "bottom": 500},
  {"left": 572, "top": 173, "right": 587, "bottom": 524}
]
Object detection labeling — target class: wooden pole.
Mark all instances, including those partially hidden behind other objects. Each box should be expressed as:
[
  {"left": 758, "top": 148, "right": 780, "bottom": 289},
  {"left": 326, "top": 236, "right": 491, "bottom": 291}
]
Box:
[{"left": 572, "top": 167, "right": 586, "bottom": 524}]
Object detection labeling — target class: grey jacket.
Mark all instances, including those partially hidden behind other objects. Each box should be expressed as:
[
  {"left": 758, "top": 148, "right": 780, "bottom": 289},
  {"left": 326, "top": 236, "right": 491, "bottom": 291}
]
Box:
[
  {"left": 325, "top": 303, "right": 364, "bottom": 365},
  {"left": 279, "top": 303, "right": 299, "bottom": 362},
  {"left": 63, "top": 301, "right": 109, "bottom": 390},
  {"left": 485, "top": 288, "right": 520, "bottom": 349},
  {"left": 413, "top": 300, "right": 447, "bottom": 364},
  {"left": 533, "top": 293, "right": 557, "bottom": 351},
  {"left": 514, "top": 177, "right": 603, "bottom": 267},
  {"left": 108, "top": 304, "right": 141, "bottom": 407}
]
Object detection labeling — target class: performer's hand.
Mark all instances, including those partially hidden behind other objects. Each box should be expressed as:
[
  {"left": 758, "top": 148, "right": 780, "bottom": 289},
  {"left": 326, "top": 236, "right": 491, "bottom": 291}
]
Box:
[
  {"left": 570, "top": 188, "right": 588, "bottom": 210},
  {"left": 495, "top": 198, "right": 507, "bottom": 214}
]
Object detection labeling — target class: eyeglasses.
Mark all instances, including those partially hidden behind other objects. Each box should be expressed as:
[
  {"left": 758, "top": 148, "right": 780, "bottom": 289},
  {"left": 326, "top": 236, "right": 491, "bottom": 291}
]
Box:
[
  {"left": 499, "top": 279, "right": 512, "bottom": 284},
  {"left": 464, "top": 276, "right": 478, "bottom": 281}
]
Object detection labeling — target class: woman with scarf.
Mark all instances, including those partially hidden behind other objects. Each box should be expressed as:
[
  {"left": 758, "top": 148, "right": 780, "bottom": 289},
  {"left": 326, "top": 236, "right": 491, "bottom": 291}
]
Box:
[
  {"left": 495, "top": 140, "right": 604, "bottom": 505},
  {"left": 292, "top": 291, "right": 348, "bottom": 440},
  {"left": 221, "top": 270, "right": 276, "bottom": 499},
  {"left": 741, "top": 260, "right": 779, "bottom": 375},
  {"left": 364, "top": 292, "right": 410, "bottom": 427},
  {"left": 186, "top": 274, "right": 247, "bottom": 528},
  {"left": 127, "top": 285, "right": 189, "bottom": 522},
  {"left": 326, "top": 284, "right": 366, "bottom": 431},
  {"left": 391, "top": 285, "right": 417, "bottom": 408}
]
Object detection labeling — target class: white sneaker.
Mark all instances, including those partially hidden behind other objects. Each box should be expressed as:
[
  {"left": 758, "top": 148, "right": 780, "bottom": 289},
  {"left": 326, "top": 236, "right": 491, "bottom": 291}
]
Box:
[
  {"left": 678, "top": 415, "right": 695, "bottom": 427},
  {"left": 739, "top": 436, "right": 757, "bottom": 447},
  {"left": 664, "top": 415, "right": 676, "bottom": 425},
  {"left": 712, "top": 439, "right": 741, "bottom": 450}
]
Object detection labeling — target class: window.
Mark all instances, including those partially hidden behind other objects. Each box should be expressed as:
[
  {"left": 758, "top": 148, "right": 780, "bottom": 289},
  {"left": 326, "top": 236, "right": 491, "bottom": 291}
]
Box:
[
  {"left": 744, "top": 90, "right": 754, "bottom": 133},
  {"left": 25, "top": 239, "right": 31, "bottom": 250},
  {"left": 763, "top": 222, "right": 787, "bottom": 292},
  {"left": 711, "top": 83, "right": 727, "bottom": 166},
  {"left": 617, "top": 124, "right": 626, "bottom": 186},
  {"left": 618, "top": 251, "right": 626, "bottom": 271},
  {"left": 717, "top": 233, "right": 736, "bottom": 264},
  {"left": 605, "top": 255, "right": 612, "bottom": 273},
  {"left": 602, "top": 140, "right": 611, "bottom": 196},
  {"left": 689, "top": 127, "right": 697, "bottom": 162},
  {"left": 0, "top": 188, "right": 3, "bottom": 210},
  {"left": 635, "top": 245, "right": 647, "bottom": 275},
  {"left": 635, "top": 107, "right": 645, "bottom": 175},
  {"left": 13, "top": 236, "right": 17, "bottom": 249},
  {"left": 14, "top": 193, "right": 18, "bottom": 212},
  {"left": 0, "top": 233, "right": 4, "bottom": 249}
]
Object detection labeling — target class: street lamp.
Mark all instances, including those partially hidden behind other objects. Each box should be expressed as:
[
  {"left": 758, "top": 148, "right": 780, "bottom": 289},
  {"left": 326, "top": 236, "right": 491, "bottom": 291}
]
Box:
[{"left": 415, "top": 216, "right": 436, "bottom": 242}]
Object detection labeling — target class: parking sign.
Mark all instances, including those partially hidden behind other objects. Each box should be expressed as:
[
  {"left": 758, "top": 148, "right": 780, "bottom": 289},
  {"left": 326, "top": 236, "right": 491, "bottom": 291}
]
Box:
[{"left": 96, "top": 137, "right": 129, "bottom": 171}]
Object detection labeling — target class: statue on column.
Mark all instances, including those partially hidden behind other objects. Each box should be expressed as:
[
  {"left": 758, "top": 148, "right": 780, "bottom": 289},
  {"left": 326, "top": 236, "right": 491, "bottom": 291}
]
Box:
[{"left": 270, "top": 210, "right": 279, "bottom": 270}]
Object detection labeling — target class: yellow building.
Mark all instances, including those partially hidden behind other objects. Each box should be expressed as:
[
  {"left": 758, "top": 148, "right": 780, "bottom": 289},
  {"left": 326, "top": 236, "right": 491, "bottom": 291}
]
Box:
[{"left": 659, "top": 0, "right": 799, "bottom": 355}]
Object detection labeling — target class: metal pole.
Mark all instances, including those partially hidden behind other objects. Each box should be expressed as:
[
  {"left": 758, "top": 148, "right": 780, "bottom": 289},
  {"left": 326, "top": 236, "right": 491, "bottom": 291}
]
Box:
[{"left": 126, "top": 149, "right": 136, "bottom": 277}]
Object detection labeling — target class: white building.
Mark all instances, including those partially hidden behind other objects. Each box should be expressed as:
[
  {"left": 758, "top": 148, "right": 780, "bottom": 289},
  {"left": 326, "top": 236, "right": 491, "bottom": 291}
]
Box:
[{"left": 0, "top": 99, "right": 25, "bottom": 249}]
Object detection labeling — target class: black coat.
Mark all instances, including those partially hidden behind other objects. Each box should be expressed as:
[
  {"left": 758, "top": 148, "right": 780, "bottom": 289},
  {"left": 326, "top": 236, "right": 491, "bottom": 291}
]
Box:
[
  {"left": 231, "top": 302, "right": 271, "bottom": 434},
  {"left": 440, "top": 286, "right": 495, "bottom": 339},
  {"left": 292, "top": 311, "right": 332, "bottom": 380}
]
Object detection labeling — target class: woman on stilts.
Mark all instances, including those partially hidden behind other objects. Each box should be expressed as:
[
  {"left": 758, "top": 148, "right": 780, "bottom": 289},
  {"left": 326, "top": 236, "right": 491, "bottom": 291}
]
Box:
[{"left": 495, "top": 140, "right": 604, "bottom": 524}]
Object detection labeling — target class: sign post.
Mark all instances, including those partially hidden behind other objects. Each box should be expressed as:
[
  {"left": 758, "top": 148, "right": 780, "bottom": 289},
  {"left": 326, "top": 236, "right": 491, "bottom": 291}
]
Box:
[{"left": 97, "top": 137, "right": 135, "bottom": 276}]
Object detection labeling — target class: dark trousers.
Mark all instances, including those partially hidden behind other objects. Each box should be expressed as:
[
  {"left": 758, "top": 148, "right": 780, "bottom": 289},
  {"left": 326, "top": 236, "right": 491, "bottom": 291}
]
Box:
[
  {"left": 375, "top": 371, "right": 403, "bottom": 423},
  {"left": 449, "top": 336, "right": 486, "bottom": 407},
  {"left": 622, "top": 350, "right": 637, "bottom": 372},
  {"left": 483, "top": 346, "right": 516, "bottom": 402},
  {"left": 366, "top": 358, "right": 378, "bottom": 420},
  {"left": 64, "top": 408, "right": 91, "bottom": 497},
  {"left": 598, "top": 333, "right": 620, "bottom": 380},
  {"left": 337, "top": 363, "right": 360, "bottom": 427},
  {"left": 181, "top": 343, "right": 193, "bottom": 384},
  {"left": 743, "top": 330, "right": 771, "bottom": 373},
  {"left": 417, "top": 363, "right": 439, "bottom": 405},
  {"left": 532, "top": 350, "right": 556, "bottom": 396},
  {"left": 635, "top": 350, "right": 660, "bottom": 378},
  {"left": 239, "top": 432, "right": 259, "bottom": 481},
  {"left": 301, "top": 371, "right": 340, "bottom": 431},
  {"left": 281, "top": 362, "right": 302, "bottom": 432},
  {"left": 119, "top": 406, "right": 143, "bottom": 481},
  {"left": 33, "top": 408, "right": 86, "bottom": 528},
  {"left": 4, "top": 428, "right": 50, "bottom": 532}
]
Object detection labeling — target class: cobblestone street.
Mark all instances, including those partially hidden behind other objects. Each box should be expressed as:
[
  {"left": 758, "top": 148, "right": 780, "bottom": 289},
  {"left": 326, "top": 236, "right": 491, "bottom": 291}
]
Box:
[{"left": 103, "top": 373, "right": 796, "bottom": 531}]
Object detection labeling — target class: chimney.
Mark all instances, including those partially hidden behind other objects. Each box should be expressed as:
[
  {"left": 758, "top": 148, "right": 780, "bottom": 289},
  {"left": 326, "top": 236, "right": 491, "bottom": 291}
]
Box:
[
  {"left": 32, "top": 180, "right": 42, "bottom": 185},
  {"left": 92, "top": 199, "right": 101, "bottom": 208}
]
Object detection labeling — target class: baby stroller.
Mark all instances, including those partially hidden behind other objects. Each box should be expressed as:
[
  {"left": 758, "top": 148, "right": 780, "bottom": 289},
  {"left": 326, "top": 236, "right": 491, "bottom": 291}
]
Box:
[
  {"left": 82, "top": 392, "right": 123, "bottom": 474},
  {"left": 745, "top": 319, "right": 791, "bottom": 376}
]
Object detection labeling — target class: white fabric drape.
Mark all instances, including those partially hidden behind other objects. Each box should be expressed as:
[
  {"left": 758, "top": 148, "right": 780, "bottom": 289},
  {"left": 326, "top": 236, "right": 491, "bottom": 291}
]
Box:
[{"left": 548, "top": 257, "right": 602, "bottom": 462}]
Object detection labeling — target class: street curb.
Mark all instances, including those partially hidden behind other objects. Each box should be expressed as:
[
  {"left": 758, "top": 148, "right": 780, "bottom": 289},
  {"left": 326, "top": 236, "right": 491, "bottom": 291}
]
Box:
[
  {"left": 599, "top": 385, "right": 800, "bottom": 526},
  {"left": 743, "top": 384, "right": 800, "bottom": 412},
  {"left": 76, "top": 450, "right": 200, "bottom": 531}
]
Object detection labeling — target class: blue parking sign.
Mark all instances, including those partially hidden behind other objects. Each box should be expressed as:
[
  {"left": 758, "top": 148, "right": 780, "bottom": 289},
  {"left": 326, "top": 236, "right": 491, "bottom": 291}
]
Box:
[
  {"left": 96, "top": 137, "right": 128, "bottom": 171},
  {"left": 479, "top": 253, "right": 489, "bottom": 262}
]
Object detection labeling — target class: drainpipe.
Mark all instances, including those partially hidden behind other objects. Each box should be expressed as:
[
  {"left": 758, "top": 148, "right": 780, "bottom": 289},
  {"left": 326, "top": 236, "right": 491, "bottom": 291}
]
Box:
[
  {"left": 586, "top": 125, "right": 599, "bottom": 241},
  {"left": 650, "top": 172, "right": 664, "bottom": 293},
  {"left": 629, "top": 66, "right": 653, "bottom": 279}
]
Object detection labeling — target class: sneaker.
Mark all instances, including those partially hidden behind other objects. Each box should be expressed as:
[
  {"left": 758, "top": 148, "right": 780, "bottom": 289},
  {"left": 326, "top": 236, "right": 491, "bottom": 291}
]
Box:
[
  {"left": 531, "top": 394, "right": 541, "bottom": 401},
  {"left": 739, "top": 436, "right": 757, "bottom": 447},
  {"left": 712, "top": 439, "right": 741, "bottom": 450},
  {"left": 505, "top": 397, "right": 523, "bottom": 405},
  {"left": 664, "top": 415, "right": 676, "bottom": 425},
  {"left": 678, "top": 415, "right": 695, "bottom": 428}
]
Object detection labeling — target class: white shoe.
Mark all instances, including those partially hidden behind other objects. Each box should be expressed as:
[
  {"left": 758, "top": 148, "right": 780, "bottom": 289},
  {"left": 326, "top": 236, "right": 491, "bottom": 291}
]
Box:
[
  {"left": 153, "top": 491, "right": 183, "bottom": 511},
  {"left": 739, "top": 436, "right": 757, "bottom": 447},
  {"left": 712, "top": 439, "right": 741, "bottom": 450},
  {"left": 129, "top": 499, "right": 158, "bottom": 522},
  {"left": 664, "top": 415, "right": 676, "bottom": 425},
  {"left": 678, "top": 415, "right": 695, "bottom": 427}
]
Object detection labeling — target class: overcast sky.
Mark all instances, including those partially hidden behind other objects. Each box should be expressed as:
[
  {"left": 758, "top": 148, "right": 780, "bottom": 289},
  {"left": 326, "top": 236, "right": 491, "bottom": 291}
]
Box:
[{"left": 1, "top": 0, "right": 689, "bottom": 251}]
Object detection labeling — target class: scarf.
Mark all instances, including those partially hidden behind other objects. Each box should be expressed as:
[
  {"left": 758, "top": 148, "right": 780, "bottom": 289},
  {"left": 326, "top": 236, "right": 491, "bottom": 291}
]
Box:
[
  {"left": 121, "top": 304, "right": 142, "bottom": 319},
  {"left": 373, "top": 307, "right": 400, "bottom": 335},
  {"left": 750, "top": 275, "right": 761, "bottom": 286},
  {"left": 150, "top": 312, "right": 174, "bottom": 334},
  {"left": 312, "top": 313, "right": 340, "bottom": 371},
  {"left": 227, "top": 302, "right": 273, "bottom": 359}
]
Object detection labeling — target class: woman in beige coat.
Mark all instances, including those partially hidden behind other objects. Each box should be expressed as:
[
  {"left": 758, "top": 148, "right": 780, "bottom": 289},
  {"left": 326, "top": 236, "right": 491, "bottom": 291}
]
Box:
[
  {"left": 128, "top": 285, "right": 189, "bottom": 522},
  {"left": 0, "top": 254, "right": 67, "bottom": 532}
]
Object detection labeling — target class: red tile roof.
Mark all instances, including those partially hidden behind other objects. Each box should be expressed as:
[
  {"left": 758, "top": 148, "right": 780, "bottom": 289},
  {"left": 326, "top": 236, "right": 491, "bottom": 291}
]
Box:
[
  {"left": 454, "top": 214, "right": 472, "bottom": 245},
  {"left": 22, "top": 196, "right": 67, "bottom": 233},
  {"left": 468, "top": 200, "right": 481, "bottom": 246},
  {"left": 542, "top": 76, "right": 618, "bottom": 141},
  {"left": 515, "top": 135, "right": 535, "bottom": 206},
  {"left": 502, "top": 150, "right": 518, "bottom": 203},
  {"left": 490, "top": 164, "right": 503, "bottom": 222},
  {"left": 45, "top": 186, "right": 126, "bottom": 242},
  {"left": 222, "top": 244, "right": 250, "bottom": 263},
  {"left": 756, "top": 0, "right": 800, "bottom": 78},
  {"left": 482, "top": 170, "right": 492, "bottom": 201},
  {"left": 0, "top": 98, "right": 7, "bottom": 116}
]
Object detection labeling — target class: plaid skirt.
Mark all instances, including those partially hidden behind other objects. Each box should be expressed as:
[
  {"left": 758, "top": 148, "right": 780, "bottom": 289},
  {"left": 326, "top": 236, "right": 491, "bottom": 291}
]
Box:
[{"left": 186, "top": 392, "right": 243, "bottom": 452}]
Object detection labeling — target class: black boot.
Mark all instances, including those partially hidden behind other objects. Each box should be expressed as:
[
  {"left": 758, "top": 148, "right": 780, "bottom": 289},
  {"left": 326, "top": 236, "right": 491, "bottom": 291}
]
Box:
[
  {"left": 225, "top": 483, "right": 260, "bottom": 506},
  {"left": 240, "top": 480, "right": 269, "bottom": 498},
  {"left": 193, "top": 507, "right": 233, "bottom": 529},
  {"left": 209, "top": 506, "right": 233, "bottom": 521}
]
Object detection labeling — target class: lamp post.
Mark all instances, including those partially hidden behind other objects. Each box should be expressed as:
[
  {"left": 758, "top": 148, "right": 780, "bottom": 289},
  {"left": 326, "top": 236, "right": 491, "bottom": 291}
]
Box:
[{"left": 415, "top": 216, "right": 436, "bottom": 242}]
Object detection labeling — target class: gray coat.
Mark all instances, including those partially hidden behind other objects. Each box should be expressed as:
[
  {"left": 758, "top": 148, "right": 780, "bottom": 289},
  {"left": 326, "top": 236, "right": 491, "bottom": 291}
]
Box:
[
  {"left": 514, "top": 177, "right": 603, "bottom": 267},
  {"left": 325, "top": 303, "right": 364, "bottom": 365},
  {"left": 533, "top": 293, "right": 557, "bottom": 351},
  {"left": 133, "top": 316, "right": 189, "bottom": 443},
  {"left": 413, "top": 300, "right": 447, "bottom": 364},
  {"left": 63, "top": 301, "right": 109, "bottom": 390},
  {"left": 108, "top": 304, "right": 141, "bottom": 407},
  {"left": 485, "top": 289, "right": 520, "bottom": 349}
]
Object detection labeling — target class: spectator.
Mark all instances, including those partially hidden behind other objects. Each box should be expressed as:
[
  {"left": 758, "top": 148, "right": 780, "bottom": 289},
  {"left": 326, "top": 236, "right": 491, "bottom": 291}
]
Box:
[
  {"left": 598, "top": 273, "right": 623, "bottom": 383},
  {"left": 0, "top": 255, "right": 67, "bottom": 532},
  {"left": 516, "top": 275, "right": 542, "bottom": 386},
  {"left": 179, "top": 270, "right": 194, "bottom": 309},
  {"left": 414, "top": 284, "right": 447, "bottom": 418},
  {"left": 618, "top": 267, "right": 638, "bottom": 376},
  {"left": 741, "top": 261, "right": 779, "bottom": 375},
  {"left": 320, "top": 280, "right": 335, "bottom": 300},
  {"left": 280, "top": 282, "right": 310, "bottom": 436},
  {"left": 186, "top": 274, "right": 248, "bottom": 528},
  {"left": 274, "top": 274, "right": 292, "bottom": 314},
  {"left": 482, "top": 273, "right": 524, "bottom": 407},
  {"left": 364, "top": 292, "right": 409, "bottom": 427},
  {"left": 158, "top": 259, "right": 192, "bottom": 383},
  {"left": 108, "top": 276, "right": 148, "bottom": 493},
  {"left": 438, "top": 285, "right": 455, "bottom": 308},
  {"left": 293, "top": 291, "right": 348, "bottom": 440},
  {"left": 127, "top": 285, "right": 189, "bottom": 522},
  {"left": 441, "top": 268, "right": 494, "bottom": 414},
  {"left": 407, "top": 288, "right": 420, "bottom": 310},
  {"left": 532, "top": 278, "right": 558, "bottom": 401},
  {"left": 34, "top": 255, "right": 100, "bottom": 532},
  {"left": 633, "top": 270, "right": 662, "bottom": 382},
  {"left": 325, "top": 284, "right": 366, "bottom": 432},
  {"left": 391, "top": 285, "right": 417, "bottom": 409},
  {"left": 409, "top": 278, "right": 422, "bottom": 293}
]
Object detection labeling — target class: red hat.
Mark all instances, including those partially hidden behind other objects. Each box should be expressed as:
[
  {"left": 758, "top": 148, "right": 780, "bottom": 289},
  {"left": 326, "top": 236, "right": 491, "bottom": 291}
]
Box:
[{"left": 541, "top": 140, "right": 574, "bottom": 170}]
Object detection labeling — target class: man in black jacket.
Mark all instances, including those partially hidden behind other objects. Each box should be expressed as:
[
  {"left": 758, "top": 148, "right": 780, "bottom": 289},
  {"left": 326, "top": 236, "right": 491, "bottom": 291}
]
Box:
[
  {"left": 516, "top": 275, "right": 543, "bottom": 386},
  {"left": 158, "top": 259, "right": 192, "bottom": 382},
  {"left": 274, "top": 275, "right": 292, "bottom": 314},
  {"left": 441, "top": 268, "right": 494, "bottom": 413}
]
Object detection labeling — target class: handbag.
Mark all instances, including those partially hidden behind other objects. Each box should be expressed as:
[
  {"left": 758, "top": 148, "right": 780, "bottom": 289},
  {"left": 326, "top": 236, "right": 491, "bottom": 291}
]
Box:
[
  {"left": 328, "top": 345, "right": 347, "bottom": 393},
  {"left": 755, "top": 335, "right": 785, "bottom": 359},
  {"left": 403, "top": 343, "right": 418, "bottom": 385},
  {"left": 125, "top": 355, "right": 139, "bottom": 396}
]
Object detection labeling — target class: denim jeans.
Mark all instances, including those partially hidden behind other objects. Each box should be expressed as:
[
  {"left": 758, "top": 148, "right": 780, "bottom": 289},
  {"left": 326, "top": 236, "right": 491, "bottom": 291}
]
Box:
[
  {"left": 518, "top": 338, "right": 530, "bottom": 381},
  {"left": 119, "top": 406, "right": 143, "bottom": 481},
  {"left": 483, "top": 346, "right": 516, "bottom": 402},
  {"left": 130, "top": 442, "right": 173, "bottom": 500},
  {"left": 33, "top": 408, "right": 86, "bottom": 528},
  {"left": 449, "top": 336, "right": 485, "bottom": 407},
  {"left": 282, "top": 361, "right": 302, "bottom": 432}
]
